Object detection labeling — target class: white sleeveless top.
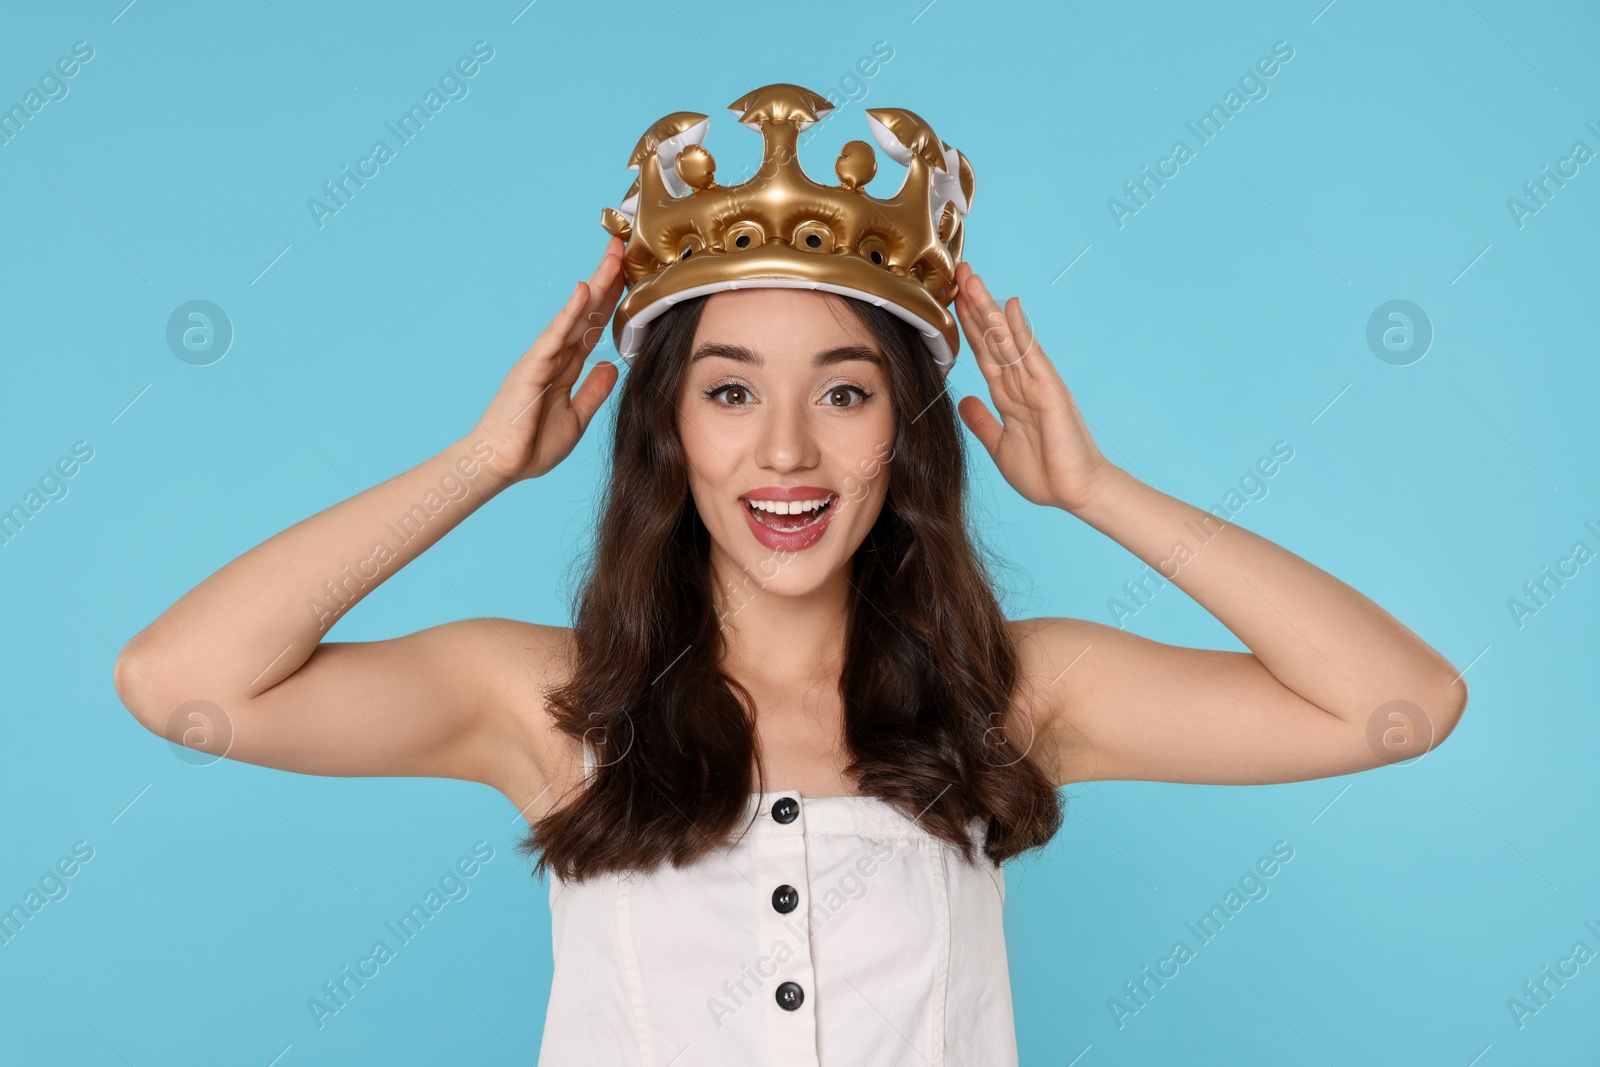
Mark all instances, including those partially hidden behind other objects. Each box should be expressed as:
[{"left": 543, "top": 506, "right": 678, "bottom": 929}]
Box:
[{"left": 535, "top": 743, "right": 1019, "bottom": 1065}]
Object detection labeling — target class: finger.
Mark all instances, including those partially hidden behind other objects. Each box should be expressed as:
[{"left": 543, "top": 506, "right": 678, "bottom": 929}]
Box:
[
  {"left": 549, "top": 292, "right": 604, "bottom": 392},
  {"left": 952, "top": 277, "right": 998, "bottom": 363},
  {"left": 954, "top": 299, "right": 1001, "bottom": 389},
  {"left": 559, "top": 239, "right": 624, "bottom": 349},
  {"left": 592, "top": 248, "right": 628, "bottom": 320},
  {"left": 956, "top": 395, "right": 1003, "bottom": 457},
  {"left": 571, "top": 254, "right": 627, "bottom": 354},
  {"left": 523, "top": 282, "right": 590, "bottom": 365},
  {"left": 1003, "top": 296, "right": 1040, "bottom": 364},
  {"left": 591, "top": 236, "right": 624, "bottom": 283},
  {"left": 954, "top": 275, "right": 1009, "bottom": 367},
  {"left": 569, "top": 360, "right": 620, "bottom": 434},
  {"left": 961, "top": 274, "right": 1028, "bottom": 370}
]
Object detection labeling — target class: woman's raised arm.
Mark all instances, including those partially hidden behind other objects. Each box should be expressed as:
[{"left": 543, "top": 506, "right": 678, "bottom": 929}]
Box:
[
  {"left": 952, "top": 264, "right": 1467, "bottom": 786},
  {"left": 112, "top": 238, "right": 626, "bottom": 796}
]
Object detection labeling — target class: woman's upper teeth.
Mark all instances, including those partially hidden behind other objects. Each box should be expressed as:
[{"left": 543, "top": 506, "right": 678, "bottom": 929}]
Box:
[{"left": 747, "top": 496, "right": 829, "bottom": 515}]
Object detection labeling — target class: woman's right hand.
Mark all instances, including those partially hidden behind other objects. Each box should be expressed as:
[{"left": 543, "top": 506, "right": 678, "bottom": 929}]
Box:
[{"left": 472, "top": 236, "right": 629, "bottom": 483}]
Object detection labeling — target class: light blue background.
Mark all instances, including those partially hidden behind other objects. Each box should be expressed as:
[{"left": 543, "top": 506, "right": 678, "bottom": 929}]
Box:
[{"left": 2, "top": 0, "right": 1596, "bottom": 1063}]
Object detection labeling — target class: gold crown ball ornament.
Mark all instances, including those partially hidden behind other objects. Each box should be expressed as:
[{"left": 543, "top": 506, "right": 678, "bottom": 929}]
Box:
[{"left": 599, "top": 83, "right": 976, "bottom": 377}]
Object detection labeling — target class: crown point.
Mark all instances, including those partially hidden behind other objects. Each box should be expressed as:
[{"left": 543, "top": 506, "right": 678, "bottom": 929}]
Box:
[
  {"left": 600, "top": 207, "right": 632, "bottom": 241},
  {"left": 676, "top": 144, "right": 718, "bottom": 191},
  {"left": 626, "top": 112, "right": 710, "bottom": 171},
  {"left": 864, "top": 107, "right": 947, "bottom": 172},
  {"left": 727, "top": 83, "right": 834, "bottom": 130},
  {"left": 835, "top": 140, "right": 877, "bottom": 190}
]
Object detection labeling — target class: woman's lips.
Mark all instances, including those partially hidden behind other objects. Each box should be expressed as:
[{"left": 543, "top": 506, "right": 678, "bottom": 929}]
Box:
[{"left": 741, "top": 493, "right": 837, "bottom": 551}]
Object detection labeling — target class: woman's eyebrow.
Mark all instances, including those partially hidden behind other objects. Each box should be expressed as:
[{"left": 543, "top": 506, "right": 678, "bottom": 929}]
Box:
[{"left": 688, "top": 342, "right": 884, "bottom": 369}]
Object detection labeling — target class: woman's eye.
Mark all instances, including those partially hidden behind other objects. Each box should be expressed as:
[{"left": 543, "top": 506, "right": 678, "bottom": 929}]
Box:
[
  {"left": 705, "top": 384, "right": 749, "bottom": 406},
  {"left": 826, "top": 385, "right": 872, "bottom": 408}
]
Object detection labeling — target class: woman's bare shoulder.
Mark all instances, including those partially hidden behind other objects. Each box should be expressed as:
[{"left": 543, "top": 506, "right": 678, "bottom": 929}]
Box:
[
  {"left": 1005, "top": 615, "right": 1105, "bottom": 682},
  {"left": 459, "top": 617, "right": 586, "bottom": 825},
  {"left": 1003, "top": 616, "right": 1101, "bottom": 785}
]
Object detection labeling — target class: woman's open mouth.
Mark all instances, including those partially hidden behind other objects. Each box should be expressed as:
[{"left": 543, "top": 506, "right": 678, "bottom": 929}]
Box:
[{"left": 741, "top": 492, "right": 838, "bottom": 550}]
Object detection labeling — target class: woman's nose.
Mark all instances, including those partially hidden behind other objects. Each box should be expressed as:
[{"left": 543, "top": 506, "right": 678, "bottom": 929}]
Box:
[{"left": 754, "top": 401, "right": 820, "bottom": 471}]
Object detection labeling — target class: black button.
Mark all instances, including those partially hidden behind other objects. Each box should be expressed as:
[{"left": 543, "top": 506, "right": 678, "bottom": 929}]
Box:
[
  {"left": 771, "top": 796, "right": 799, "bottom": 824},
  {"left": 771, "top": 884, "right": 799, "bottom": 913},
  {"left": 775, "top": 980, "right": 804, "bottom": 1011}
]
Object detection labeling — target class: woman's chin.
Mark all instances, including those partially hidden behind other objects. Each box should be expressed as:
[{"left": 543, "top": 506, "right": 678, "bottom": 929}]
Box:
[{"left": 708, "top": 540, "right": 853, "bottom": 604}]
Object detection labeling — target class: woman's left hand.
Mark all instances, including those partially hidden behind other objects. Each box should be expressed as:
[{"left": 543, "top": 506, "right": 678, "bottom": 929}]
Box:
[{"left": 951, "top": 263, "right": 1119, "bottom": 513}]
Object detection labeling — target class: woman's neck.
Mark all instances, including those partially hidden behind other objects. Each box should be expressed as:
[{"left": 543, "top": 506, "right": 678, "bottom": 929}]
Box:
[{"left": 710, "top": 555, "right": 853, "bottom": 687}]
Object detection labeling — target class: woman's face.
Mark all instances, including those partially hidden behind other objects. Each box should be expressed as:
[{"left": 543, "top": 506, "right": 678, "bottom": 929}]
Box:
[{"left": 675, "top": 287, "right": 895, "bottom": 604}]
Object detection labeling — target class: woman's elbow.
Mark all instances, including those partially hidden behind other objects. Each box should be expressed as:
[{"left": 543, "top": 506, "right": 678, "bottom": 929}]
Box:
[
  {"left": 1430, "top": 676, "right": 1469, "bottom": 748},
  {"left": 112, "top": 637, "right": 163, "bottom": 728}
]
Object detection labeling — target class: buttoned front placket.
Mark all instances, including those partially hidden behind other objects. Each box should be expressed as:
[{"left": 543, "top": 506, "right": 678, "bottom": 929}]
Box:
[{"left": 752, "top": 792, "right": 823, "bottom": 1067}]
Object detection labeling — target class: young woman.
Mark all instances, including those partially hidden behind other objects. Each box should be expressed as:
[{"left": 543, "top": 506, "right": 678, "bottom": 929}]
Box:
[{"left": 113, "top": 234, "right": 1466, "bottom": 1064}]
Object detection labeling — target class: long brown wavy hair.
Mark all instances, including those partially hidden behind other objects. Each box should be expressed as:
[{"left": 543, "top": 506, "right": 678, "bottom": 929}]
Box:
[{"left": 516, "top": 290, "right": 1064, "bottom": 882}]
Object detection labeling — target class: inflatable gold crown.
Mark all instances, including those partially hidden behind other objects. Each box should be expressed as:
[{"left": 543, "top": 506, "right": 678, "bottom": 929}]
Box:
[{"left": 600, "top": 82, "right": 975, "bottom": 376}]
